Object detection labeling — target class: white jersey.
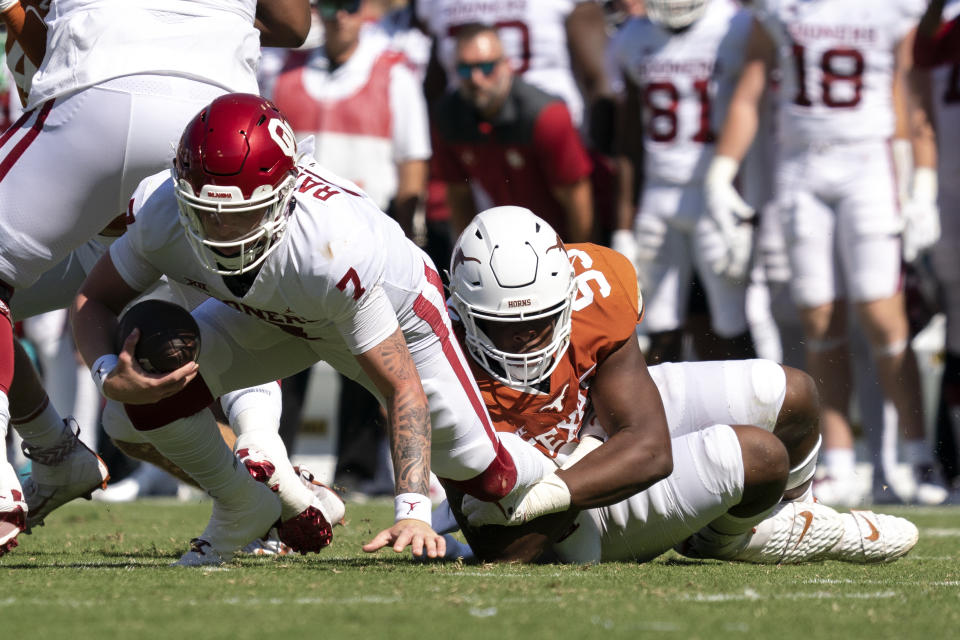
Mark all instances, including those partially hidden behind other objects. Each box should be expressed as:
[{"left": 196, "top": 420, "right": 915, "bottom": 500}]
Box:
[
  {"left": 111, "top": 156, "right": 432, "bottom": 356},
  {"left": 609, "top": 1, "right": 752, "bottom": 185},
  {"left": 756, "top": 0, "right": 923, "bottom": 146},
  {"left": 417, "top": 0, "right": 585, "bottom": 125},
  {"left": 27, "top": 0, "right": 260, "bottom": 110}
]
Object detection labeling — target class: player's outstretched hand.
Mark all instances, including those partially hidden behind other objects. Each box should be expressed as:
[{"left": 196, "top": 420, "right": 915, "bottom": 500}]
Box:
[
  {"left": 101, "top": 329, "right": 199, "bottom": 404},
  {"left": 363, "top": 519, "right": 446, "bottom": 559}
]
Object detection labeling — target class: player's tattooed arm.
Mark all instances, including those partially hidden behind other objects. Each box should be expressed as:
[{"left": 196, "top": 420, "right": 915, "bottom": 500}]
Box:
[{"left": 356, "top": 327, "right": 432, "bottom": 496}]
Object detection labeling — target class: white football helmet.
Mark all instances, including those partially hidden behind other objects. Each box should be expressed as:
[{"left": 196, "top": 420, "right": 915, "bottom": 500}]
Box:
[
  {"left": 449, "top": 206, "right": 576, "bottom": 387},
  {"left": 645, "top": 0, "right": 709, "bottom": 30}
]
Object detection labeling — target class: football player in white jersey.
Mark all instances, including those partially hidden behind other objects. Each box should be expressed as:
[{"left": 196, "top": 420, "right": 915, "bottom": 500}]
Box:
[
  {"left": 608, "top": 0, "right": 756, "bottom": 363},
  {"left": 71, "top": 93, "right": 551, "bottom": 564},
  {"left": 705, "top": 0, "right": 946, "bottom": 505},
  {"left": 0, "top": 0, "right": 313, "bottom": 557},
  {"left": 416, "top": 0, "right": 609, "bottom": 128}
]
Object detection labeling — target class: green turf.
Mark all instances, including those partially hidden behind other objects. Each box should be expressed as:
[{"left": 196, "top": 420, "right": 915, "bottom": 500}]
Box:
[{"left": 2, "top": 499, "right": 959, "bottom": 639}]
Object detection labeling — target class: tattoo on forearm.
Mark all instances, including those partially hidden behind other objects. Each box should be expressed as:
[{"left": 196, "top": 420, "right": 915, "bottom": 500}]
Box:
[{"left": 374, "top": 333, "right": 431, "bottom": 496}]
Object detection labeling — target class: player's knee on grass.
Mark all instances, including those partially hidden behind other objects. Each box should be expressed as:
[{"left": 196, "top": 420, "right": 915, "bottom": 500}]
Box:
[{"left": 729, "top": 425, "right": 789, "bottom": 518}]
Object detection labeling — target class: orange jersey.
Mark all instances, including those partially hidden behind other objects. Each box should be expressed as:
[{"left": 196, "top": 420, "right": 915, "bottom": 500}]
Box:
[
  {"left": 2, "top": 1, "right": 50, "bottom": 105},
  {"left": 459, "top": 243, "right": 642, "bottom": 459}
]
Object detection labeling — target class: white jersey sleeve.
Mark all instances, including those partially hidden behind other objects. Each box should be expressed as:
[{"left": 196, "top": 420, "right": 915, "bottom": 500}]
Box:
[{"left": 108, "top": 173, "right": 181, "bottom": 293}]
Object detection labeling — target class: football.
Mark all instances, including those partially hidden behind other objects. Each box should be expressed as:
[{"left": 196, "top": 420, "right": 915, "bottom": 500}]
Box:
[{"left": 115, "top": 299, "right": 201, "bottom": 373}]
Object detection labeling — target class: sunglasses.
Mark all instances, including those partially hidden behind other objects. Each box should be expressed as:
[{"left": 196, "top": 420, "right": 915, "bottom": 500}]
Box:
[
  {"left": 456, "top": 59, "right": 501, "bottom": 79},
  {"left": 317, "top": 0, "right": 361, "bottom": 20}
]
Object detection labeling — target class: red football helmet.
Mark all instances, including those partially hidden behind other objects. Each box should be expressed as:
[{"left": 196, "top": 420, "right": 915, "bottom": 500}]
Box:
[{"left": 174, "top": 93, "right": 299, "bottom": 275}]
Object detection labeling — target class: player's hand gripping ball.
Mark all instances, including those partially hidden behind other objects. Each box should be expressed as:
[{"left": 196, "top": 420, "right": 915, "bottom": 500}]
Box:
[{"left": 115, "top": 300, "right": 201, "bottom": 373}]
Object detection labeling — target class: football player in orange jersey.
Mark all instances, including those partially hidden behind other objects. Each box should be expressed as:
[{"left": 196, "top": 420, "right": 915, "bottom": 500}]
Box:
[{"left": 442, "top": 206, "right": 919, "bottom": 564}]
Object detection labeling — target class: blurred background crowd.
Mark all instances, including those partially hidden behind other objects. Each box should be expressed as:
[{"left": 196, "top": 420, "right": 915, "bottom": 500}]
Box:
[{"left": 3, "top": 0, "right": 958, "bottom": 510}]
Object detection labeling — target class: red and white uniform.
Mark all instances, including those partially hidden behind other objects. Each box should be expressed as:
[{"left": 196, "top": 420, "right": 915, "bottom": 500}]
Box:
[
  {"left": 107, "top": 155, "right": 505, "bottom": 484},
  {"left": 607, "top": 1, "right": 753, "bottom": 337},
  {"left": 0, "top": 0, "right": 261, "bottom": 291},
  {"left": 756, "top": 0, "right": 924, "bottom": 307},
  {"left": 270, "top": 31, "right": 431, "bottom": 212},
  {"left": 417, "top": 0, "right": 587, "bottom": 126},
  {"left": 458, "top": 244, "right": 789, "bottom": 562},
  {"left": 929, "top": 0, "right": 960, "bottom": 354}
]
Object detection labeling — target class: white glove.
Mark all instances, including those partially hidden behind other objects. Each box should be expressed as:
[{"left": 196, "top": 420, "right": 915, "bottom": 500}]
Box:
[
  {"left": 696, "top": 214, "right": 753, "bottom": 284},
  {"left": 902, "top": 167, "right": 941, "bottom": 263},
  {"left": 462, "top": 473, "right": 571, "bottom": 527},
  {"left": 610, "top": 229, "right": 638, "bottom": 266},
  {"left": 704, "top": 155, "right": 755, "bottom": 282}
]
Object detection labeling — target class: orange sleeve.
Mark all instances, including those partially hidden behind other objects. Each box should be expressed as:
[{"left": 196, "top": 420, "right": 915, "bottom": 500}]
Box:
[
  {"left": 2, "top": 3, "right": 45, "bottom": 67},
  {"left": 566, "top": 244, "right": 641, "bottom": 364}
]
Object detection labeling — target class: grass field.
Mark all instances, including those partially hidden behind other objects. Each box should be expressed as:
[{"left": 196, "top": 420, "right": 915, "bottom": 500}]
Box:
[{"left": 3, "top": 498, "right": 959, "bottom": 639}]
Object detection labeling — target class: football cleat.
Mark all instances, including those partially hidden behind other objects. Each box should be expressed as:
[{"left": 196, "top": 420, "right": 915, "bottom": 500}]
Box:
[
  {"left": 240, "top": 528, "right": 292, "bottom": 556},
  {"left": 823, "top": 510, "right": 919, "bottom": 563},
  {"left": 173, "top": 538, "right": 233, "bottom": 567},
  {"left": 237, "top": 447, "right": 343, "bottom": 554},
  {"left": 21, "top": 419, "right": 109, "bottom": 529},
  {"left": 679, "top": 502, "right": 844, "bottom": 564},
  {"left": 912, "top": 464, "right": 949, "bottom": 506},
  {"left": 172, "top": 479, "right": 280, "bottom": 567},
  {"left": 0, "top": 481, "right": 26, "bottom": 556}
]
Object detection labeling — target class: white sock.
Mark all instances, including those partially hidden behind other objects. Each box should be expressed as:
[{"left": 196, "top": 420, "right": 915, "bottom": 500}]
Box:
[
  {"left": 0, "top": 393, "right": 24, "bottom": 495},
  {"left": 141, "top": 410, "right": 254, "bottom": 507},
  {"left": 822, "top": 447, "right": 856, "bottom": 479},
  {"left": 709, "top": 504, "right": 777, "bottom": 537},
  {"left": 791, "top": 482, "right": 815, "bottom": 503},
  {"left": 903, "top": 439, "right": 933, "bottom": 466},
  {"left": 232, "top": 403, "right": 312, "bottom": 521},
  {"left": 0, "top": 392, "right": 9, "bottom": 464},
  {"left": 11, "top": 397, "right": 68, "bottom": 449}
]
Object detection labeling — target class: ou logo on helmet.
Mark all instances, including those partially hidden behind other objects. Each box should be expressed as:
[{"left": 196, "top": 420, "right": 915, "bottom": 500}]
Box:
[{"left": 268, "top": 118, "right": 297, "bottom": 158}]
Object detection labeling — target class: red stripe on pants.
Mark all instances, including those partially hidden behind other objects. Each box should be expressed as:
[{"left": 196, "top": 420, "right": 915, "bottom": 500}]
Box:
[
  {"left": 412, "top": 264, "right": 517, "bottom": 500},
  {"left": 0, "top": 99, "right": 54, "bottom": 183}
]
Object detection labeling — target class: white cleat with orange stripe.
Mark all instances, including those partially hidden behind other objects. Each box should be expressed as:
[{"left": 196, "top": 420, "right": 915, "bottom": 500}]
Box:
[
  {"left": 822, "top": 509, "right": 919, "bottom": 563},
  {"left": 679, "top": 502, "right": 845, "bottom": 564}
]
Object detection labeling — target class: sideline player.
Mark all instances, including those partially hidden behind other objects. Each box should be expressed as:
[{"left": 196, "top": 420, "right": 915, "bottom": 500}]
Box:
[
  {"left": 704, "top": 0, "right": 946, "bottom": 505},
  {"left": 442, "top": 206, "right": 918, "bottom": 564},
  {"left": 608, "top": 0, "right": 756, "bottom": 363},
  {"left": 71, "top": 93, "right": 551, "bottom": 564},
  {"left": 0, "top": 0, "right": 313, "bottom": 556}
]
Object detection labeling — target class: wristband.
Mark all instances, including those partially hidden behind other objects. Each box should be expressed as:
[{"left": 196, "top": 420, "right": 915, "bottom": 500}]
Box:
[
  {"left": 91, "top": 354, "right": 119, "bottom": 394},
  {"left": 394, "top": 492, "right": 432, "bottom": 526}
]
